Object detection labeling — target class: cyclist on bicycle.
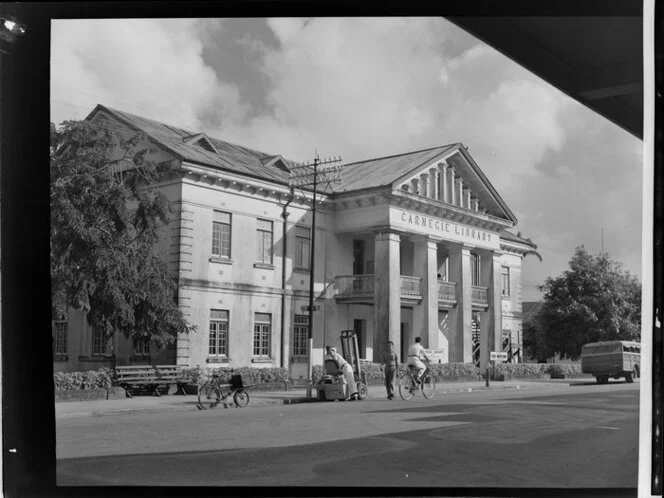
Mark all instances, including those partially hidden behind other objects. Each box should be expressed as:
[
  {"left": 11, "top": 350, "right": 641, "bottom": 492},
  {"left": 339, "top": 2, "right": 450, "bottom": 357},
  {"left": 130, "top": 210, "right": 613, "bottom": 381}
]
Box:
[{"left": 406, "top": 336, "right": 430, "bottom": 385}]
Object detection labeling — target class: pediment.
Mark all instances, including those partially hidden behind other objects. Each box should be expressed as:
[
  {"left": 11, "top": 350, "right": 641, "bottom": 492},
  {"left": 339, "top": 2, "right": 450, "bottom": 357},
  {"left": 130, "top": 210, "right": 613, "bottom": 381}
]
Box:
[{"left": 392, "top": 144, "right": 517, "bottom": 224}]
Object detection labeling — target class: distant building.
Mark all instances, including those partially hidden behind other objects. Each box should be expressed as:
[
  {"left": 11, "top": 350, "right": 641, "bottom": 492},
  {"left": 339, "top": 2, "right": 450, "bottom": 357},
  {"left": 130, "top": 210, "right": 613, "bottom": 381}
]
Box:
[{"left": 52, "top": 104, "right": 538, "bottom": 378}]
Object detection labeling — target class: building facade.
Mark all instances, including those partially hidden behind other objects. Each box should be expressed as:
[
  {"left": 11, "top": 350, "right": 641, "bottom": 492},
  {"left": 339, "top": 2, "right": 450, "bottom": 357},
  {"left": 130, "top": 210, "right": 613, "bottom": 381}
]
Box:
[{"left": 52, "top": 105, "right": 538, "bottom": 378}]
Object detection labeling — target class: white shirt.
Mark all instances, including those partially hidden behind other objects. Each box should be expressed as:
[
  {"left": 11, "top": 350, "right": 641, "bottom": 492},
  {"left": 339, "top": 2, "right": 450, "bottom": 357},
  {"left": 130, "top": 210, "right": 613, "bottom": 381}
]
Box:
[
  {"left": 325, "top": 352, "right": 349, "bottom": 369},
  {"left": 407, "top": 343, "right": 426, "bottom": 359}
]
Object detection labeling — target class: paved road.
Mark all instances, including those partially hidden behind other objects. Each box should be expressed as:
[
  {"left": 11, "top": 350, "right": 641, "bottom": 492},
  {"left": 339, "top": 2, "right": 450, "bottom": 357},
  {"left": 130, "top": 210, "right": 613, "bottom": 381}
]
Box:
[{"left": 57, "top": 382, "right": 638, "bottom": 488}]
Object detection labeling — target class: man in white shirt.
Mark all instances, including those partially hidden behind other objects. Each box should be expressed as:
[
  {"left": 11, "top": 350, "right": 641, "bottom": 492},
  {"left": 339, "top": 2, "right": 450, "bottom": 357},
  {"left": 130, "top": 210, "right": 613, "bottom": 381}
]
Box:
[
  {"left": 324, "top": 345, "right": 359, "bottom": 400},
  {"left": 406, "top": 336, "right": 430, "bottom": 384}
]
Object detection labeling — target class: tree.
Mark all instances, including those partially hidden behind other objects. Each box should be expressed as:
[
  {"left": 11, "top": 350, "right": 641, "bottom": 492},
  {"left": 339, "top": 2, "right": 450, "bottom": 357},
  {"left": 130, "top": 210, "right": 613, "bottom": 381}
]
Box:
[
  {"left": 535, "top": 246, "right": 641, "bottom": 360},
  {"left": 50, "top": 120, "right": 193, "bottom": 349}
]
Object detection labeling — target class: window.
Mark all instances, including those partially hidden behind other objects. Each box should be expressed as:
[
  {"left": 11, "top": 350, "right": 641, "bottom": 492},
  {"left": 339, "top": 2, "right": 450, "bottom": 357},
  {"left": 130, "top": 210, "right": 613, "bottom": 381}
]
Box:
[
  {"left": 133, "top": 337, "right": 150, "bottom": 356},
  {"left": 294, "top": 226, "right": 311, "bottom": 270},
  {"left": 92, "top": 326, "right": 111, "bottom": 356},
  {"left": 256, "top": 219, "right": 273, "bottom": 264},
  {"left": 212, "top": 211, "right": 232, "bottom": 258},
  {"left": 253, "top": 313, "right": 272, "bottom": 357},
  {"left": 293, "top": 315, "right": 309, "bottom": 357},
  {"left": 54, "top": 321, "right": 68, "bottom": 355},
  {"left": 501, "top": 266, "right": 510, "bottom": 297},
  {"left": 471, "top": 253, "right": 481, "bottom": 286},
  {"left": 209, "top": 310, "right": 229, "bottom": 357}
]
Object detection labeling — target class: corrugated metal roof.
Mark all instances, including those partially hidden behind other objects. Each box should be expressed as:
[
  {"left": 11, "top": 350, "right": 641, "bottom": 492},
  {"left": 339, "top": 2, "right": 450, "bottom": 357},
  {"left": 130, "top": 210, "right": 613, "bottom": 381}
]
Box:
[
  {"left": 336, "top": 144, "right": 458, "bottom": 192},
  {"left": 500, "top": 229, "right": 537, "bottom": 248},
  {"left": 91, "top": 105, "right": 292, "bottom": 184}
]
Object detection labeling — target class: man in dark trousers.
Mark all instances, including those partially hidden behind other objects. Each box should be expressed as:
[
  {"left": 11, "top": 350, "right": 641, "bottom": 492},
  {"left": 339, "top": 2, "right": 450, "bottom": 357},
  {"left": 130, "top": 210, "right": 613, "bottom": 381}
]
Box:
[{"left": 380, "top": 341, "right": 399, "bottom": 400}]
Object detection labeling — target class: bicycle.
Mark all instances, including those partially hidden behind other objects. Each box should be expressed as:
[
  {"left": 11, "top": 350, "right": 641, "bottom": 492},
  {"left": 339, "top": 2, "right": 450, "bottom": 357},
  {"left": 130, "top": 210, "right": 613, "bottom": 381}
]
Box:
[
  {"left": 197, "top": 372, "right": 253, "bottom": 409},
  {"left": 399, "top": 364, "right": 436, "bottom": 400}
]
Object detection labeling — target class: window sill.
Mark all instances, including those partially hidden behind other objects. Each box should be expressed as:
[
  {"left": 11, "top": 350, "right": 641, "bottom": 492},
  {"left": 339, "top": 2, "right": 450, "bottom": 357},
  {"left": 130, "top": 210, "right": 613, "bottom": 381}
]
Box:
[
  {"left": 54, "top": 354, "right": 68, "bottom": 362},
  {"left": 251, "top": 357, "right": 273, "bottom": 363},
  {"left": 253, "top": 263, "right": 275, "bottom": 270},
  {"left": 206, "top": 357, "right": 230, "bottom": 364},
  {"left": 293, "top": 267, "right": 311, "bottom": 274},
  {"left": 209, "top": 257, "right": 233, "bottom": 265},
  {"left": 291, "top": 356, "right": 308, "bottom": 363}
]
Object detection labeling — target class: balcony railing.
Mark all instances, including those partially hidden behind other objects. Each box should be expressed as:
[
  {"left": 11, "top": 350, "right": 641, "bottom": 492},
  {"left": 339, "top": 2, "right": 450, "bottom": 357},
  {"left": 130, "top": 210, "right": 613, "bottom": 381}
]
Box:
[
  {"left": 437, "top": 280, "right": 457, "bottom": 302},
  {"left": 335, "top": 274, "right": 374, "bottom": 297},
  {"left": 471, "top": 285, "right": 488, "bottom": 306},
  {"left": 334, "top": 274, "right": 423, "bottom": 300},
  {"left": 400, "top": 275, "right": 422, "bottom": 298}
]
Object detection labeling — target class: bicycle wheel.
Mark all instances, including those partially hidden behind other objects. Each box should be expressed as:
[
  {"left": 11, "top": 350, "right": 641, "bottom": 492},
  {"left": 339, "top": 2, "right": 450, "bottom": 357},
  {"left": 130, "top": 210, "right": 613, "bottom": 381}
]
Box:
[
  {"left": 421, "top": 373, "right": 436, "bottom": 399},
  {"left": 399, "top": 374, "right": 415, "bottom": 400},
  {"left": 233, "top": 389, "right": 250, "bottom": 408},
  {"left": 198, "top": 382, "right": 221, "bottom": 409}
]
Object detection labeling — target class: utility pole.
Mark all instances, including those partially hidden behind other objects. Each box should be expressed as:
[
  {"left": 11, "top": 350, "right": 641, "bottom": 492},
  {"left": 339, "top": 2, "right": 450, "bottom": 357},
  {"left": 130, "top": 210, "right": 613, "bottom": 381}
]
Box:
[
  {"left": 289, "top": 153, "right": 343, "bottom": 398},
  {"left": 601, "top": 228, "right": 605, "bottom": 254}
]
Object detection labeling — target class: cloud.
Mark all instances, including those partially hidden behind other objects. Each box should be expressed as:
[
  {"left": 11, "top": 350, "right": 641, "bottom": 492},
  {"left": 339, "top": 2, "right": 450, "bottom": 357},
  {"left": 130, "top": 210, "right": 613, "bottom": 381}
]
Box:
[
  {"left": 50, "top": 19, "right": 246, "bottom": 131},
  {"left": 51, "top": 17, "right": 642, "bottom": 300}
]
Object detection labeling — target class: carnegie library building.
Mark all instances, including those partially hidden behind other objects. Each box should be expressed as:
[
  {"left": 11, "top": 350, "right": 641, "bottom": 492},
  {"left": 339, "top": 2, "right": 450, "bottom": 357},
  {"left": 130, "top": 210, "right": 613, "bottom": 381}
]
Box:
[{"left": 52, "top": 104, "right": 538, "bottom": 379}]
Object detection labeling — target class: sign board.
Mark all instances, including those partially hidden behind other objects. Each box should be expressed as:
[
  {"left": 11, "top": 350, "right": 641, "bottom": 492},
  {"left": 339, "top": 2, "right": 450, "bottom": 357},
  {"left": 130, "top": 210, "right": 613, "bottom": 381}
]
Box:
[
  {"left": 424, "top": 349, "right": 447, "bottom": 364},
  {"left": 490, "top": 351, "right": 508, "bottom": 362}
]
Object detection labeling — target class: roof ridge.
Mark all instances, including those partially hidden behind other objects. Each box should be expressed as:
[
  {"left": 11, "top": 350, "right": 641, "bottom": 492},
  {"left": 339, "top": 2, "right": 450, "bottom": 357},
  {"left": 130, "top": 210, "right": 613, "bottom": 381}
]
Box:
[
  {"left": 101, "top": 105, "right": 278, "bottom": 160},
  {"left": 343, "top": 143, "right": 459, "bottom": 167}
]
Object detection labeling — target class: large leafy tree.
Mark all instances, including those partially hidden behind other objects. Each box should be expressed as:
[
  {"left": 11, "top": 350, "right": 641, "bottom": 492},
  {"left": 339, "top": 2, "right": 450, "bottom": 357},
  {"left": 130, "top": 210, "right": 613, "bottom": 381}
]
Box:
[
  {"left": 50, "top": 120, "right": 193, "bottom": 349},
  {"left": 535, "top": 246, "right": 641, "bottom": 360}
]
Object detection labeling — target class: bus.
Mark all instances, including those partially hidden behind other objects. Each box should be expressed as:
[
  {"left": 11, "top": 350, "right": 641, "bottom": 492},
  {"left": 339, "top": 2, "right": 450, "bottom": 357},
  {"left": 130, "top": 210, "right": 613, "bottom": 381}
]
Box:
[{"left": 580, "top": 340, "right": 640, "bottom": 384}]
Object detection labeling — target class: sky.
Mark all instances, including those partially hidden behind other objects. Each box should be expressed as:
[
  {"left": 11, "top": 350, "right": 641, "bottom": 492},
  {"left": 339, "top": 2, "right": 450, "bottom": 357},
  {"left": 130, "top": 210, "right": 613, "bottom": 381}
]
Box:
[{"left": 50, "top": 18, "right": 643, "bottom": 302}]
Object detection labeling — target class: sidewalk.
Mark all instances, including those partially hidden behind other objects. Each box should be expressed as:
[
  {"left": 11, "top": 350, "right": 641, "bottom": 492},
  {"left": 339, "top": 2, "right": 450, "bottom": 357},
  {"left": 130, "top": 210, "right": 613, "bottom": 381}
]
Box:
[{"left": 55, "top": 379, "right": 576, "bottom": 420}]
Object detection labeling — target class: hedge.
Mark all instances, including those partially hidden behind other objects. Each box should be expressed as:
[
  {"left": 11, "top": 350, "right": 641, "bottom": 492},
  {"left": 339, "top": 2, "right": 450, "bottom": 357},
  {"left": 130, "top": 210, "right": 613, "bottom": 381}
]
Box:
[
  {"left": 53, "top": 368, "right": 114, "bottom": 391},
  {"left": 182, "top": 366, "right": 290, "bottom": 386}
]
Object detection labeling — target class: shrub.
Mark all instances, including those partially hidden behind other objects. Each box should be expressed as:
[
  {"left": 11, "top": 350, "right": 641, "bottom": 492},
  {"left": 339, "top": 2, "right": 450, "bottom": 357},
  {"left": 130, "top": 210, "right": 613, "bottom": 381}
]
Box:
[
  {"left": 53, "top": 368, "right": 114, "bottom": 391},
  {"left": 195, "top": 366, "right": 290, "bottom": 386}
]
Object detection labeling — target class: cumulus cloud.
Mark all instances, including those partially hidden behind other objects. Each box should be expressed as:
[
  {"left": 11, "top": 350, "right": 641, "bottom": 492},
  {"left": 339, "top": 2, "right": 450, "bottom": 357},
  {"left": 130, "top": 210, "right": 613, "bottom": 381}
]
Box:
[
  {"left": 50, "top": 19, "right": 246, "bottom": 131},
  {"left": 51, "top": 17, "right": 642, "bottom": 299}
]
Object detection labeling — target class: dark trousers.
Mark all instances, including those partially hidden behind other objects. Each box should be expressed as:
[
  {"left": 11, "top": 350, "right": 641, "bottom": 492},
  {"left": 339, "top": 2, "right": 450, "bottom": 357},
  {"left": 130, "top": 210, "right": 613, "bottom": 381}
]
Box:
[{"left": 384, "top": 367, "right": 396, "bottom": 398}]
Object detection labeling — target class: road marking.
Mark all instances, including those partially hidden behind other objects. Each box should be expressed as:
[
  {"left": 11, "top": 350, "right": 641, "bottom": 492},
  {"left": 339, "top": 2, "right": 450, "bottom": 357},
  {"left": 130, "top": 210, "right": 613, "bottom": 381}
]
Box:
[{"left": 597, "top": 426, "right": 621, "bottom": 430}]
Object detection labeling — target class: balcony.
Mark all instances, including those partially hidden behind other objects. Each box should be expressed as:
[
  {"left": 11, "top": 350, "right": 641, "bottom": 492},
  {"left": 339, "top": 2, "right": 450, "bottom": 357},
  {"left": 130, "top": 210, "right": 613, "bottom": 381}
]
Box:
[
  {"left": 334, "top": 274, "right": 423, "bottom": 302},
  {"left": 437, "top": 280, "right": 457, "bottom": 305},
  {"left": 471, "top": 285, "right": 488, "bottom": 307}
]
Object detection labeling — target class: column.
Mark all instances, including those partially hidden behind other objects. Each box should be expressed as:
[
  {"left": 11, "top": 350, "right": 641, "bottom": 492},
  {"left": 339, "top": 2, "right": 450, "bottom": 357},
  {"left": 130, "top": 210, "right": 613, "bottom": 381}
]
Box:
[
  {"left": 420, "top": 173, "right": 428, "bottom": 197},
  {"left": 440, "top": 163, "right": 448, "bottom": 202},
  {"left": 448, "top": 244, "right": 472, "bottom": 362},
  {"left": 466, "top": 189, "right": 472, "bottom": 209},
  {"left": 478, "top": 251, "right": 503, "bottom": 371},
  {"left": 429, "top": 168, "right": 438, "bottom": 200},
  {"left": 411, "top": 178, "right": 419, "bottom": 195},
  {"left": 457, "top": 178, "right": 464, "bottom": 207},
  {"left": 373, "top": 230, "right": 401, "bottom": 362},
  {"left": 412, "top": 236, "right": 439, "bottom": 349},
  {"left": 450, "top": 168, "right": 456, "bottom": 205}
]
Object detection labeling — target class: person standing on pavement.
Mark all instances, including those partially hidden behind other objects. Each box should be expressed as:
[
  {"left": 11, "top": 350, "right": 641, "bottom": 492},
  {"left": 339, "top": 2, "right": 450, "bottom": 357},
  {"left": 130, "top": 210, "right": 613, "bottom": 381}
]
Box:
[
  {"left": 324, "top": 346, "right": 359, "bottom": 401},
  {"left": 380, "top": 341, "right": 399, "bottom": 400}
]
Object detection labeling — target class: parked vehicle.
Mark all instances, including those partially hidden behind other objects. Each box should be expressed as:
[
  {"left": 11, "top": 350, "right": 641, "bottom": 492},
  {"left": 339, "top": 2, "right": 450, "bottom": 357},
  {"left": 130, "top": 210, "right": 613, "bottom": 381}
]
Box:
[{"left": 581, "top": 340, "right": 640, "bottom": 384}]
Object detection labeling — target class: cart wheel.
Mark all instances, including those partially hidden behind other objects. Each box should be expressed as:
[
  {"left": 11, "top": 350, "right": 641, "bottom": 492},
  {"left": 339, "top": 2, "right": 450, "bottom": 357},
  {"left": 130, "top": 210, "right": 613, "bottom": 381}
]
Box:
[
  {"left": 357, "top": 383, "right": 368, "bottom": 400},
  {"left": 197, "top": 383, "right": 221, "bottom": 409},
  {"left": 233, "top": 390, "right": 250, "bottom": 408}
]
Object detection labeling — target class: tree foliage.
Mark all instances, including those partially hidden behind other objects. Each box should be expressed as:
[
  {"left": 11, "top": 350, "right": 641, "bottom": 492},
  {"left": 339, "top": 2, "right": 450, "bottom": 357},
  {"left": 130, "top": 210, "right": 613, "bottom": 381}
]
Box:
[
  {"left": 50, "top": 120, "right": 193, "bottom": 349},
  {"left": 533, "top": 246, "right": 641, "bottom": 360}
]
